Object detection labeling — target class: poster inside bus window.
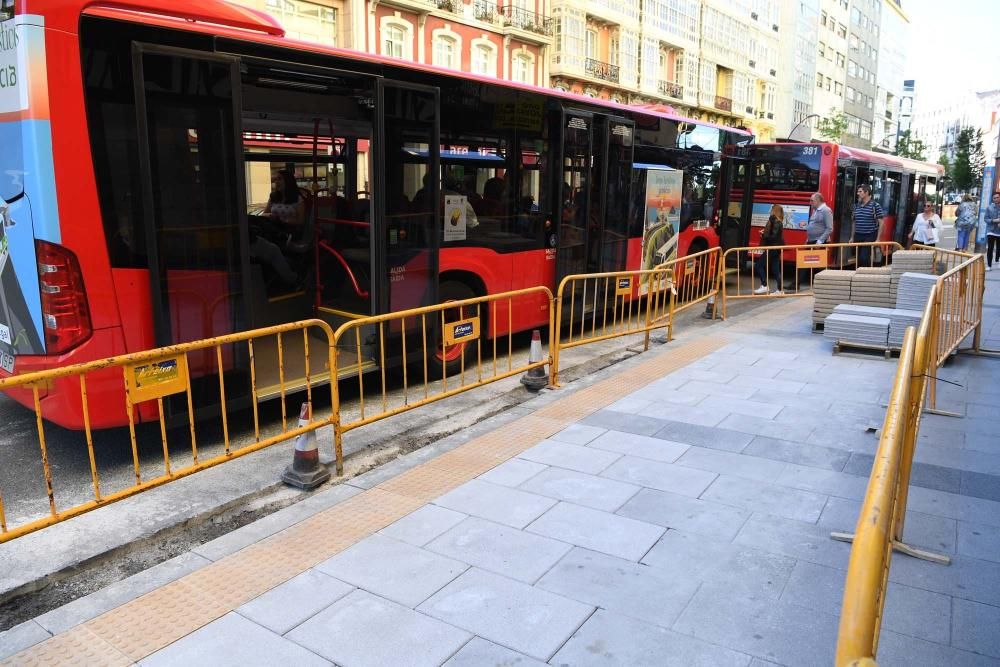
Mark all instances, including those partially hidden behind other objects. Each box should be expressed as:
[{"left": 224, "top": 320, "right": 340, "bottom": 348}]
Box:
[
  {"left": 750, "top": 203, "right": 811, "bottom": 230},
  {"left": 641, "top": 168, "right": 682, "bottom": 270}
]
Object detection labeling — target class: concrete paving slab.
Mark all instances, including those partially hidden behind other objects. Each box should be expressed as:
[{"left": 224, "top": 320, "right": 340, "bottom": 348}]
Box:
[
  {"left": 418, "top": 568, "right": 594, "bottom": 662},
  {"left": 952, "top": 598, "right": 1000, "bottom": 659},
  {"left": 642, "top": 529, "right": 794, "bottom": 599},
  {"left": 442, "top": 637, "right": 545, "bottom": 666},
  {"left": 477, "top": 458, "right": 548, "bottom": 487},
  {"left": 141, "top": 612, "right": 332, "bottom": 667},
  {"left": 315, "top": 534, "right": 467, "bottom": 607},
  {"left": 288, "top": 589, "right": 471, "bottom": 667},
  {"left": 652, "top": 420, "right": 755, "bottom": 453},
  {"left": 844, "top": 452, "right": 963, "bottom": 494},
  {"left": 578, "top": 410, "right": 673, "bottom": 437},
  {"left": 605, "top": 395, "right": 654, "bottom": 414},
  {"left": 957, "top": 520, "right": 1000, "bottom": 563},
  {"left": 378, "top": 504, "right": 468, "bottom": 547},
  {"left": 728, "top": 375, "right": 808, "bottom": 395},
  {"left": 961, "top": 470, "right": 1000, "bottom": 503},
  {"left": 586, "top": 430, "right": 689, "bottom": 463},
  {"left": 672, "top": 586, "right": 839, "bottom": 667},
  {"left": 626, "top": 387, "right": 709, "bottom": 406},
  {"left": 743, "top": 435, "right": 851, "bottom": 472},
  {"left": 818, "top": 495, "right": 957, "bottom": 554},
  {"left": 517, "top": 467, "right": 640, "bottom": 512},
  {"left": 675, "top": 446, "right": 788, "bottom": 483},
  {"left": 774, "top": 463, "right": 870, "bottom": 501},
  {"left": 676, "top": 379, "right": 758, "bottom": 400},
  {"left": 780, "top": 560, "right": 952, "bottom": 645},
  {"left": 615, "top": 488, "right": 751, "bottom": 541},
  {"left": 888, "top": 551, "right": 1000, "bottom": 608},
  {"left": 876, "top": 630, "right": 1000, "bottom": 667},
  {"left": 749, "top": 389, "right": 831, "bottom": 411},
  {"left": 550, "top": 609, "right": 753, "bottom": 667},
  {"left": 601, "top": 455, "right": 718, "bottom": 498},
  {"left": 0, "top": 621, "right": 50, "bottom": 661},
  {"left": 734, "top": 513, "right": 851, "bottom": 570},
  {"left": 549, "top": 424, "right": 606, "bottom": 446},
  {"left": 701, "top": 475, "right": 828, "bottom": 523},
  {"left": 635, "top": 401, "right": 728, "bottom": 427},
  {"left": 526, "top": 502, "right": 664, "bottom": 562},
  {"left": 236, "top": 570, "right": 354, "bottom": 636},
  {"left": 906, "top": 483, "right": 1000, "bottom": 527},
  {"left": 698, "top": 395, "right": 782, "bottom": 420},
  {"left": 717, "top": 413, "right": 816, "bottom": 443},
  {"left": 536, "top": 548, "right": 699, "bottom": 629},
  {"left": 432, "top": 479, "right": 557, "bottom": 528},
  {"left": 426, "top": 517, "right": 571, "bottom": 584},
  {"left": 517, "top": 440, "right": 622, "bottom": 475}
]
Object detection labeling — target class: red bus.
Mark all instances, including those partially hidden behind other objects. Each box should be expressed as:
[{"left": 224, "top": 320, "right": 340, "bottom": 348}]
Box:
[
  {"left": 0, "top": 0, "right": 750, "bottom": 429},
  {"left": 720, "top": 142, "right": 943, "bottom": 261}
]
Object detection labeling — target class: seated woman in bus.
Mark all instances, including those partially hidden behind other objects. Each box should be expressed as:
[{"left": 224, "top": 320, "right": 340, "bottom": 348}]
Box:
[
  {"left": 754, "top": 205, "right": 785, "bottom": 295},
  {"left": 908, "top": 201, "right": 941, "bottom": 248},
  {"left": 480, "top": 177, "right": 507, "bottom": 217},
  {"left": 264, "top": 169, "right": 305, "bottom": 226}
]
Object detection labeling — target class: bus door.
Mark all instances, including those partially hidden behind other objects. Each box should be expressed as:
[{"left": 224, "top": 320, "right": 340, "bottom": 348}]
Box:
[
  {"left": 555, "top": 110, "right": 634, "bottom": 282},
  {"left": 133, "top": 45, "right": 253, "bottom": 418},
  {"left": 717, "top": 147, "right": 754, "bottom": 252}
]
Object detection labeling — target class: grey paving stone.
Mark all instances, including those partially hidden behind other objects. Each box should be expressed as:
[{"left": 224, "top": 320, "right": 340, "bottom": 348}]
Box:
[
  {"left": 518, "top": 467, "right": 640, "bottom": 512},
  {"left": 237, "top": 570, "right": 354, "bottom": 635},
  {"left": 549, "top": 609, "right": 752, "bottom": 667},
  {"left": 586, "top": 430, "right": 689, "bottom": 463},
  {"left": 716, "top": 414, "right": 816, "bottom": 443},
  {"left": 478, "top": 458, "right": 548, "bottom": 488},
  {"left": 378, "top": 504, "right": 468, "bottom": 547},
  {"left": 674, "top": 367, "right": 739, "bottom": 384},
  {"left": 743, "top": 435, "right": 851, "bottom": 472},
  {"left": 442, "top": 637, "right": 545, "bottom": 666},
  {"left": 961, "top": 470, "right": 1000, "bottom": 503},
  {"left": 676, "top": 446, "right": 788, "bottom": 483},
  {"left": 538, "top": 547, "right": 700, "bottom": 629},
  {"left": 676, "top": 379, "right": 758, "bottom": 399},
  {"left": 606, "top": 395, "right": 654, "bottom": 414},
  {"left": 418, "top": 568, "right": 594, "bottom": 661},
  {"left": 642, "top": 529, "right": 794, "bottom": 599},
  {"left": 433, "top": 479, "right": 557, "bottom": 528},
  {"left": 844, "top": 453, "right": 963, "bottom": 494},
  {"left": 141, "top": 612, "right": 331, "bottom": 667},
  {"left": 747, "top": 660, "right": 784, "bottom": 667},
  {"left": 876, "top": 630, "right": 1000, "bottom": 667},
  {"left": 672, "top": 586, "right": 838, "bottom": 667},
  {"left": 601, "top": 455, "right": 718, "bottom": 497},
  {"left": 734, "top": 513, "right": 852, "bottom": 569},
  {"left": 636, "top": 401, "right": 728, "bottom": 427},
  {"left": 579, "top": 410, "right": 672, "bottom": 436},
  {"left": 652, "top": 420, "right": 755, "bottom": 453},
  {"left": 315, "top": 534, "right": 467, "bottom": 607},
  {"left": 907, "top": 486, "right": 1000, "bottom": 528},
  {"left": 888, "top": 550, "right": 1000, "bottom": 608},
  {"left": 34, "top": 551, "right": 211, "bottom": 634},
  {"left": 616, "top": 488, "right": 751, "bottom": 541},
  {"left": 549, "top": 423, "right": 606, "bottom": 445},
  {"left": 517, "top": 440, "right": 622, "bottom": 475},
  {"left": 958, "top": 520, "right": 1000, "bottom": 563},
  {"left": 0, "top": 621, "right": 50, "bottom": 661},
  {"left": 734, "top": 363, "right": 784, "bottom": 379},
  {"left": 527, "top": 502, "right": 664, "bottom": 561},
  {"left": 698, "top": 395, "right": 782, "bottom": 420},
  {"left": 953, "top": 597, "right": 1000, "bottom": 659},
  {"left": 288, "top": 589, "right": 471, "bottom": 667},
  {"left": 750, "top": 389, "right": 831, "bottom": 411},
  {"left": 701, "top": 475, "right": 828, "bottom": 523},
  {"left": 774, "top": 464, "right": 870, "bottom": 501},
  {"left": 728, "top": 374, "right": 808, "bottom": 394},
  {"left": 426, "top": 517, "right": 571, "bottom": 584},
  {"left": 818, "top": 496, "right": 956, "bottom": 554},
  {"left": 779, "top": 560, "right": 952, "bottom": 645},
  {"left": 627, "top": 387, "right": 709, "bottom": 406}
]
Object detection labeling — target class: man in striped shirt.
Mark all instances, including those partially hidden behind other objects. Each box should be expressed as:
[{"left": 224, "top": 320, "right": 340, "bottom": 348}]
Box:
[{"left": 851, "top": 184, "right": 884, "bottom": 267}]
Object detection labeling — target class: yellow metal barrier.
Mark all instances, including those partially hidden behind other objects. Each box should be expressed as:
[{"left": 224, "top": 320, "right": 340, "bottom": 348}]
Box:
[
  {"left": 660, "top": 246, "right": 723, "bottom": 316},
  {"left": 720, "top": 241, "right": 904, "bottom": 318},
  {"left": 910, "top": 243, "right": 977, "bottom": 276},
  {"left": 0, "top": 319, "right": 339, "bottom": 545},
  {"left": 330, "top": 287, "right": 555, "bottom": 453}
]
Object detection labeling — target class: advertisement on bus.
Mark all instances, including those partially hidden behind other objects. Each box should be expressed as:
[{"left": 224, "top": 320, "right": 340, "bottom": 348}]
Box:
[
  {"left": 750, "top": 203, "right": 811, "bottom": 230},
  {"left": 0, "top": 13, "right": 53, "bottom": 362},
  {"left": 641, "top": 168, "right": 682, "bottom": 266}
]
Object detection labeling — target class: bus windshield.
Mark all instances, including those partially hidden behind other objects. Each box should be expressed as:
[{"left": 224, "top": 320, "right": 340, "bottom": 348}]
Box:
[{"left": 751, "top": 145, "right": 821, "bottom": 192}]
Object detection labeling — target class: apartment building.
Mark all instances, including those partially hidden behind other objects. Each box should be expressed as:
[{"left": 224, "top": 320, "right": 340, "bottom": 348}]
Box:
[
  {"left": 912, "top": 90, "right": 1000, "bottom": 164},
  {"left": 812, "top": 0, "right": 850, "bottom": 136},
  {"left": 773, "top": 0, "right": 819, "bottom": 141},
  {"left": 873, "top": 0, "right": 906, "bottom": 151}
]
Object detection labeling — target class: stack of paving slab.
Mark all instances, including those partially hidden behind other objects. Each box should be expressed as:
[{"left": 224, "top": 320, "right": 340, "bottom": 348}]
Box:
[
  {"left": 889, "top": 250, "right": 936, "bottom": 303},
  {"left": 850, "top": 269, "right": 894, "bottom": 309},
  {"left": 895, "top": 272, "right": 939, "bottom": 312},
  {"left": 823, "top": 312, "right": 890, "bottom": 348},
  {"left": 830, "top": 304, "right": 923, "bottom": 350},
  {"left": 812, "top": 269, "right": 854, "bottom": 327}
]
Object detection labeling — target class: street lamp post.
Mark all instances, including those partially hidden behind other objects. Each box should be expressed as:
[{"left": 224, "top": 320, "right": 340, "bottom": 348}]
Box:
[{"left": 788, "top": 113, "right": 821, "bottom": 142}]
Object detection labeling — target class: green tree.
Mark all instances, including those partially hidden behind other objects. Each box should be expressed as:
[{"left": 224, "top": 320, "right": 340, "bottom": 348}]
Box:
[
  {"left": 937, "top": 154, "right": 952, "bottom": 181},
  {"left": 952, "top": 126, "right": 986, "bottom": 191},
  {"left": 816, "top": 109, "right": 849, "bottom": 142},
  {"left": 895, "top": 130, "right": 927, "bottom": 160}
]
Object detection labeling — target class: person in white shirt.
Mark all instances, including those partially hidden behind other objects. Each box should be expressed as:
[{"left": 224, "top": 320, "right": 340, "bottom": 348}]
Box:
[{"left": 908, "top": 202, "right": 941, "bottom": 247}]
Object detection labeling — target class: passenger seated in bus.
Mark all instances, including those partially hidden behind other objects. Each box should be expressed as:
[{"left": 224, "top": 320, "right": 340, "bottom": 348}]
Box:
[
  {"left": 481, "top": 177, "right": 506, "bottom": 217},
  {"left": 246, "top": 221, "right": 298, "bottom": 287},
  {"left": 463, "top": 174, "right": 484, "bottom": 213},
  {"left": 264, "top": 170, "right": 304, "bottom": 226}
]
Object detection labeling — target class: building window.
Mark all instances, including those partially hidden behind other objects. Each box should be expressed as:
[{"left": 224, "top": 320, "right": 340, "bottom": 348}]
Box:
[
  {"left": 837, "top": 23, "right": 847, "bottom": 38},
  {"left": 836, "top": 52, "right": 845, "bottom": 67},
  {"left": 820, "top": 10, "right": 828, "bottom": 26},
  {"left": 434, "top": 34, "right": 459, "bottom": 69},
  {"left": 851, "top": 7, "right": 861, "bottom": 25},
  {"left": 825, "top": 76, "right": 832, "bottom": 91},
  {"left": 818, "top": 42, "right": 826, "bottom": 58},
  {"left": 264, "top": 0, "right": 337, "bottom": 46},
  {"left": 512, "top": 53, "right": 535, "bottom": 84},
  {"left": 835, "top": 82, "right": 843, "bottom": 96},
  {"left": 472, "top": 42, "right": 496, "bottom": 76},
  {"left": 382, "top": 22, "right": 409, "bottom": 59},
  {"left": 847, "top": 60, "right": 857, "bottom": 77},
  {"left": 816, "top": 72, "right": 823, "bottom": 88},
  {"left": 586, "top": 29, "right": 598, "bottom": 59}
]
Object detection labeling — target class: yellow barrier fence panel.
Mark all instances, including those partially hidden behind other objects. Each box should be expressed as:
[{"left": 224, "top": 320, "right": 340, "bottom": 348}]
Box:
[{"left": 656, "top": 247, "right": 721, "bottom": 316}]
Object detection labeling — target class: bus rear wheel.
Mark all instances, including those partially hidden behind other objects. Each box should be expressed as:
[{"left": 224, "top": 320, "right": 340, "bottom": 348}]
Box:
[{"left": 430, "top": 281, "right": 479, "bottom": 380}]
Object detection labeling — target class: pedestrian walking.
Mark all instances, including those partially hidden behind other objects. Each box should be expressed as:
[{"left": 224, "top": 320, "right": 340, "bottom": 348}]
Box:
[
  {"left": 850, "top": 184, "right": 884, "bottom": 267},
  {"left": 955, "top": 195, "right": 978, "bottom": 252},
  {"left": 985, "top": 192, "right": 1000, "bottom": 271},
  {"left": 754, "top": 205, "right": 785, "bottom": 294},
  {"left": 908, "top": 201, "right": 941, "bottom": 247}
]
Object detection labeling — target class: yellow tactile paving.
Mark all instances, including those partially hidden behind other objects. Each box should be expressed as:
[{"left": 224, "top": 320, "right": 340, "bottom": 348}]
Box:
[{"left": 8, "top": 330, "right": 732, "bottom": 666}]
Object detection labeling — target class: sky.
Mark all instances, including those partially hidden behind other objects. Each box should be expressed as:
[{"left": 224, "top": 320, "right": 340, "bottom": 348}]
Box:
[{"left": 902, "top": 0, "right": 1000, "bottom": 98}]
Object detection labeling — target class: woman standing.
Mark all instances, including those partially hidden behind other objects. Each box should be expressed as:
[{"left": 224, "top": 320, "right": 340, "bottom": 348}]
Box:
[
  {"left": 954, "top": 195, "right": 977, "bottom": 252},
  {"left": 754, "top": 205, "right": 785, "bottom": 295},
  {"left": 908, "top": 202, "right": 941, "bottom": 247}
]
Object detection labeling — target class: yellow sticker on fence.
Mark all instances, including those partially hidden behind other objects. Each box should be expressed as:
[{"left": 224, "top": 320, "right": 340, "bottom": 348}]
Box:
[
  {"left": 615, "top": 277, "right": 633, "bottom": 296},
  {"left": 444, "top": 317, "right": 480, "bottom": 346},
  {"left": 125, "top": 355, "right": 189, "bottom": 403},
  {"left": 684, "top": 260, "right": 697, "bottom": 276},
  {"left": 796, "top": 249, "right": 829, "bottom": 269}
]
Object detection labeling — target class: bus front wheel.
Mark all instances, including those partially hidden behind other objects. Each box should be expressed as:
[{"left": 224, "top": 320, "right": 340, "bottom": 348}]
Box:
[{"left": 430, "top": 280, "right": 480, "bottom": 380}]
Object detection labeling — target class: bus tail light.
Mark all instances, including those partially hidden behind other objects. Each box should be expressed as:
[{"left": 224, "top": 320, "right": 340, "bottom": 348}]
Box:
[{"left": 36, "top": 240, "right": 92, "bottom": 355}]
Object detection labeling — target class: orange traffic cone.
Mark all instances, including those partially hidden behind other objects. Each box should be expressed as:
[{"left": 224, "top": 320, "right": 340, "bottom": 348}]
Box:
[
  {"left": 520, "top": 330, "right": 548, "bottom": 391},
  {"left": 282, "top": 402, "right": 330, "bottom": 490}
]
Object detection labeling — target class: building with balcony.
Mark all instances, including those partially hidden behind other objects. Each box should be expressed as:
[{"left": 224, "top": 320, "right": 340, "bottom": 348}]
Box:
[{"left": 773, "top": 0, "right": 819, "bottom": 141}]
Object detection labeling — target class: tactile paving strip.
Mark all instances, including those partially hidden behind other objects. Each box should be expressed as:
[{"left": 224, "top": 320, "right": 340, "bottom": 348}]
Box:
[{"left": 4, "top": 331, "right": 732, "bottom": 666}]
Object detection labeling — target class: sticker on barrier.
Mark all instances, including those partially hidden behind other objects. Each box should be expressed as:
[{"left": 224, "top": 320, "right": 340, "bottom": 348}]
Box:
[
  {"left": 443, "top": 316, "right": 480, "bottom": 346},
  {"left": 125, "top": 354, "right": 189, "bottom": 403},
  {"left": 796, "top": 248, "right": 828, "bottom": 269},
  {"left": 615, "top": 276, "right": 633, "bottom": 295}
]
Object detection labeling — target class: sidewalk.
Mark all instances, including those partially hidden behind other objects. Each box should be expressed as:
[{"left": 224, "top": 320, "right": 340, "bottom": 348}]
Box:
[{"left": 2, "top": 280, "right": 1000, "bottom": 666}]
